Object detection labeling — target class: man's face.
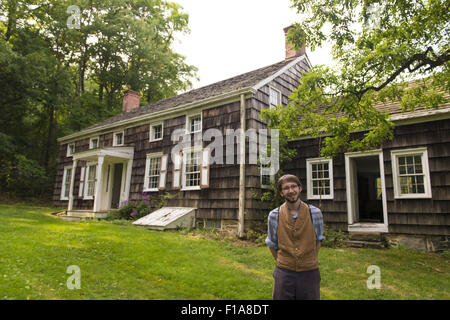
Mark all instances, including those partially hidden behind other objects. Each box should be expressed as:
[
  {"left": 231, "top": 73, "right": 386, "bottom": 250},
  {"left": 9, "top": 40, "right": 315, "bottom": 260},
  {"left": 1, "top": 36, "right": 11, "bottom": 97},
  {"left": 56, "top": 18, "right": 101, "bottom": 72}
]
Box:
[{"left": 280, "top": 181, "right": 302, "bottom": 203}]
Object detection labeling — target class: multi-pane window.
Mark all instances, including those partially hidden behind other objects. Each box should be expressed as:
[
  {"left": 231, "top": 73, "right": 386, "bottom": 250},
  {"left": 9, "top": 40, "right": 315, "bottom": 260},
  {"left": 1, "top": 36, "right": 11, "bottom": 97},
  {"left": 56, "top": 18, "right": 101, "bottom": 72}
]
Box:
[
  {"left": 145, "top": 156, "right": 161, "bottom": 190},
  {"left": 391, "top": 148, "right": 432, "bottom": 199},
  {"left": 86, "top": 164, "right": 97, "bottom": 198},
  {"left": 269, "top": 87, "right": 281, "bottom": 109},
  {"left": 260, "top": 162, "right": 273, "bottom": 187},
  {"left": 67, "top": 143, "right": 75, "bottom": 157},
  {"left": 61, "top": 167, "right": 72, "bottom": 200},
  {"left": 398, "top": 155, "right": 425, "bottom": 194},
  {"left": 187, "top": 114, "right": 202, "bottom": 133},
  {"left": 114, "top": 132, "right": 124, "bottom": 146},
  {"left": 185, "top": 149, "right": 201, "bottom": 187},
  {"left": 90, "top": 137, "right": 99, "bottom": 149},
  {"left": 150, "top": 123, "right": 163, "bottom": 141},
  {"left": 307, "top": 158, "right": 334, "bottom": 200}
]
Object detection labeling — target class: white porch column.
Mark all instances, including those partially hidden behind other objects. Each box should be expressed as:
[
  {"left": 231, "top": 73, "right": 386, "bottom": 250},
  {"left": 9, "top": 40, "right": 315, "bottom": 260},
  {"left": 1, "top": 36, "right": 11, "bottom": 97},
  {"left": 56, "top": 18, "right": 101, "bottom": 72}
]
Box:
[
  {"left": 93, "top": 156, "right": 104, "bottom": 212},
  {"left": 123, "top": 159, "right": 133, "bottom": 202},
  {"left": 68, "top": 160, "right": 78, "bottom": 211}
]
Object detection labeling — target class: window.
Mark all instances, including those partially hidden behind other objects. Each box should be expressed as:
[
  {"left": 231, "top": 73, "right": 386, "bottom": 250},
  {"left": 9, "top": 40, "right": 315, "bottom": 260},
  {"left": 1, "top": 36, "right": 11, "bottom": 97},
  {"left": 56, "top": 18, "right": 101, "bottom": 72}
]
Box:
[
  {"left": 306, "top": 158, "right": 334, "bottom": 200},
  {"left": 150, "top": 123, "right": 163, "bottom": 142},
  {"left": 60, "top": 166, "right": 73, "bottom": 200},
  {"left": 260, "top": 162, "right": 273, "bottom": 188},
  {"left": 90, "top": 137, "right": 99, "bottom": 149},
  {"left": 182, "top": 147, "right": 201, "bottom": 189},
  {"left": 391, "top": 148, "right": 432, "bottom": 199},
  {"left": 269, "top": 87, "right": 281, "bottom": 109},
  {"left": 84, "top": 163, "right": 97, "bottom": 199},
  {"left": 186, "top": 113, "right": 202, "bottom": 133},
  {"left": 67, "top": 143, "right": 75, "bottom": 157},
  {"left": 113, "top": 131, "right": 124, "bottom": 146},
  {"left": 144, "top": 154, "right": 162, "bottom": 191}
]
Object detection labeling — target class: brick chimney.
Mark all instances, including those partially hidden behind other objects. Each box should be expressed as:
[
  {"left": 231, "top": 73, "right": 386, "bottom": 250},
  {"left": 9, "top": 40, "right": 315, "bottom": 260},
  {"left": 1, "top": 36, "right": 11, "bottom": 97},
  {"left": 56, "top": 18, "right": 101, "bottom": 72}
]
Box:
[
  {"left": 284, "top": 25, "right": 306, "bottom": 60},
  {"left": 122, "top": 89, "right": 141, "bottom": 112}
]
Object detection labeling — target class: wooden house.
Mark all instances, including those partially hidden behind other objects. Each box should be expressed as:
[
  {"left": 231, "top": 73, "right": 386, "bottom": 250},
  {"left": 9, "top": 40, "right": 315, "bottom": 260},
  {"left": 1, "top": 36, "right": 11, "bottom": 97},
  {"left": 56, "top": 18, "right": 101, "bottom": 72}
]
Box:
[
  {"left": 283, "top": 93, "right": 450, "bottom": 251},
  {"left": 54, "top": 26, "right": 310, "bottom": 235}
]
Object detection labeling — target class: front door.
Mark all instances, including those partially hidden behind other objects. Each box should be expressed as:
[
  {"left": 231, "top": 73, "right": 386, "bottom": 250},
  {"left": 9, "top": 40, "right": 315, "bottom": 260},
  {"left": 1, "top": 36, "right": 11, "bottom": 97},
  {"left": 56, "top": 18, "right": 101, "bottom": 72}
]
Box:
[
  {"left": 111, "top": 163, "right": 123, "bottom": 209},
  {"left": 345, "top": 151, "right": 388, "bottom": 232}
]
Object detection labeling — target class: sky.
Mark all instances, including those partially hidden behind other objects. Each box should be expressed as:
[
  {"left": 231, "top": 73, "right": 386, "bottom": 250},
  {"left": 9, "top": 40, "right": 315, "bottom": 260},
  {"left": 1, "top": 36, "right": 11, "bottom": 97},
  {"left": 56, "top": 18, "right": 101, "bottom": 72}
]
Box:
[{"left": 172, "top": 0, "right": 334, "bottom": 90}]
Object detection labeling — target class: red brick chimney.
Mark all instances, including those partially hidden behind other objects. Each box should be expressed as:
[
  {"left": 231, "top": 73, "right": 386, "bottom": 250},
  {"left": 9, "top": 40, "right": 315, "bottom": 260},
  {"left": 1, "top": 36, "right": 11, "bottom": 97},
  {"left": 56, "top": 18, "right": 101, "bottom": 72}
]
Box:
[
  {"left": 122, "top": 89, "right": 141, "bottom": 112},
  {"left": 284, "top": 25, "right": 306, "bottom": 60}
]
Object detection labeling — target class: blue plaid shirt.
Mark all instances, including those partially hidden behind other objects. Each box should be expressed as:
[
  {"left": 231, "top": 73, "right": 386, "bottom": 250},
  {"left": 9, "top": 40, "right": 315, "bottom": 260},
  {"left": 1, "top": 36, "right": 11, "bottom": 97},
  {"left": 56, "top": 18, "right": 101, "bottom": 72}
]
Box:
[{"left": 265, "top": 203, "right": 325, "bottom": 250}]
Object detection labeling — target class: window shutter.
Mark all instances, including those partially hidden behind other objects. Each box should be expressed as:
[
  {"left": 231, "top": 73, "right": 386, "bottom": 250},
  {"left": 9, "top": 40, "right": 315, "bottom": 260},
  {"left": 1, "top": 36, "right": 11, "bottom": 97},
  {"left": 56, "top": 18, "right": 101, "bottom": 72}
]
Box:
[
  {"left": 158, "top": 154, "right": 168, "bottom": 190},
  {"left": 172, "top": 152, "right": 182, "bottom": 190},
  {"left": 78, "top": 167, "right": 85, "bottom": 197},
  {"left": 200, "top": 148, "right": 210, "bottom": 188}
]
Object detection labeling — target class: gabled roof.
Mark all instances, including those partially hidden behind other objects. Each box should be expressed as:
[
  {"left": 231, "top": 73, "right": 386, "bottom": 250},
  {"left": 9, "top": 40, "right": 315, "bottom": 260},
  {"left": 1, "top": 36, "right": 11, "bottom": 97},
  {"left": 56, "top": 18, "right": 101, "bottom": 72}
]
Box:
[{"left": 59, "top": 55, "right": 309, "bottom": 143}]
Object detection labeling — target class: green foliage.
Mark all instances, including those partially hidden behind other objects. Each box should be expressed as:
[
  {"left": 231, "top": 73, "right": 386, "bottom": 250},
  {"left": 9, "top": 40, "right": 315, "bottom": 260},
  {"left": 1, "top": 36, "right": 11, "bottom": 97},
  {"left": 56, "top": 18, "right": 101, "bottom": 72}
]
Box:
[
  {"left": 260, "top": 170, "right": 285, "bottom": 209},
  {"left": 0, "top": 0, "right": 197, "bottom": 198},
  {"left": 116, "top": 197, "right": 152, "bottom": 220},
  {"left": 321, "top": 227, "right": 349, "bottom": 248},
  {"left": 262, "top": 0, "right": 449, "bottom": 158}
]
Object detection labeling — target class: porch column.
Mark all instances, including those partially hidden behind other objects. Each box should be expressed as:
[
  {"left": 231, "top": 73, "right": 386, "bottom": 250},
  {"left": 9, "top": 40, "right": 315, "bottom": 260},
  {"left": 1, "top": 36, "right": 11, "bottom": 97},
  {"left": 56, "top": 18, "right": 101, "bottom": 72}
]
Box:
[
  {"left": 68, "top": 160, "right": 78, "bottom": 211},
  {"left": 93, "top": 156, "right": 104, "bottom": 212},
  {"left": 123, "top": 159, "right": 133, "bottom": 202}
]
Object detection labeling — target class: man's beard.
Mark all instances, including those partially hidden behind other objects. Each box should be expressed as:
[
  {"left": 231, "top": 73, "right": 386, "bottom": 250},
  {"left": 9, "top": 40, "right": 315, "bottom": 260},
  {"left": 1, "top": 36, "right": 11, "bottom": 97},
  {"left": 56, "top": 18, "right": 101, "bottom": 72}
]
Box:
[{"left": 285, "top": 193, "right": 300, "bottom": 203}]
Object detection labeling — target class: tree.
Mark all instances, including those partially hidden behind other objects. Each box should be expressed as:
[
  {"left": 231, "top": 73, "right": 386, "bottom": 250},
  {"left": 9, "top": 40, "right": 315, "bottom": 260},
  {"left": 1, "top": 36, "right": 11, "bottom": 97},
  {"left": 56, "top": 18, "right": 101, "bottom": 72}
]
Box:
[{"left": 262, "top": 0, "right": 449, "bottom": 157}]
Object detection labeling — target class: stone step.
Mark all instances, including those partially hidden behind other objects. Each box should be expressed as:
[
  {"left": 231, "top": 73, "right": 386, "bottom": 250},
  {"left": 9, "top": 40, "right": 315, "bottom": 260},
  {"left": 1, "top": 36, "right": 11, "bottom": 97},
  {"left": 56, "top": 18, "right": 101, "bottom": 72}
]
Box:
[
  {"left": 343, "top": 240, "right": 385, "bottom": 249},
  {"left": 348, "top": 232, "right": 383, "bottom": 241}
]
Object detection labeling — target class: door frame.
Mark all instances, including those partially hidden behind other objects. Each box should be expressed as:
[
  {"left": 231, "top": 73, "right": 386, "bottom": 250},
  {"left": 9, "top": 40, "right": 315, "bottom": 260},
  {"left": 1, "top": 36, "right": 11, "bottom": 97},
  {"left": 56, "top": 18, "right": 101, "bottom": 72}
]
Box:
[{"left": 344, "top": 149, "right": 389, "bottom": 233}]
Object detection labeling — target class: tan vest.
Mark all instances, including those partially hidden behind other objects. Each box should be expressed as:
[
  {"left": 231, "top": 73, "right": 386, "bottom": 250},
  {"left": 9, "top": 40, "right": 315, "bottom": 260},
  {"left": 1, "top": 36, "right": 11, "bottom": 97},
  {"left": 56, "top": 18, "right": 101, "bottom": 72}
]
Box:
[{"left": 276, "top": 201, "right": 319, "bottom": 272}]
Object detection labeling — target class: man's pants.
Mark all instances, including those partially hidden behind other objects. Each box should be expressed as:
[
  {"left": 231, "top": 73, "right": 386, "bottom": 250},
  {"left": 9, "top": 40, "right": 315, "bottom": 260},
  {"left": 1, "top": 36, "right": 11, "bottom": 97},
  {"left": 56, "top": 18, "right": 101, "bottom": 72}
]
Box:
[{"left": 272, "top": 266, "right": 321, "bottom": 300}]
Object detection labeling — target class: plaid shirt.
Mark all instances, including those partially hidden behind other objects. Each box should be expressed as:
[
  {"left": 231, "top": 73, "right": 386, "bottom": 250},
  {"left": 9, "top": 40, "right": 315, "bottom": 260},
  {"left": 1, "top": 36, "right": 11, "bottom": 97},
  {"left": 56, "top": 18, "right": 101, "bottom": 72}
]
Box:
[{"left": 265, "top": 203, "right": 325, "bottom": 250}]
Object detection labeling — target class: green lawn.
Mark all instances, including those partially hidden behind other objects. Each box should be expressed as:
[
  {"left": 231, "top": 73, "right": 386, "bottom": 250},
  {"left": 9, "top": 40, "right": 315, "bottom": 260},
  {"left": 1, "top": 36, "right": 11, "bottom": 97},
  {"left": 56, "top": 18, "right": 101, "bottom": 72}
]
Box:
[{"left": 0, "top": 204, "right": 448, "bottom": 300}]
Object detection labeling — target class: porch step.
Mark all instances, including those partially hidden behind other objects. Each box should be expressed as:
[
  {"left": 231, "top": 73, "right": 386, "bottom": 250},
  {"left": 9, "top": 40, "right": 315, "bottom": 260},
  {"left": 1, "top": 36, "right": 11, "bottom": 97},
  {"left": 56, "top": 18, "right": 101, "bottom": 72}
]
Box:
[
  {"left": 59, "top": 210, "right": 109, "bottom": 222},
  {"left": 345, "top": 232, "right": 386, "bottom": 248},
  {"left": 343, "top": 240, "right": 384, "bottom": 249}
]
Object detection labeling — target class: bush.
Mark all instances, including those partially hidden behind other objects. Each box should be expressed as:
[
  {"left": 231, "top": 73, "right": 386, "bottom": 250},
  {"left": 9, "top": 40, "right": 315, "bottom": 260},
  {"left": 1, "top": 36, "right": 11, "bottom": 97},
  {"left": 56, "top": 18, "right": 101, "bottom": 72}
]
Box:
[
  {"left": 116, "top": 196, "right": 152, "bottom": 220},
  {"left": 321, "top": 226, "right": 349, "bottom": 248}
]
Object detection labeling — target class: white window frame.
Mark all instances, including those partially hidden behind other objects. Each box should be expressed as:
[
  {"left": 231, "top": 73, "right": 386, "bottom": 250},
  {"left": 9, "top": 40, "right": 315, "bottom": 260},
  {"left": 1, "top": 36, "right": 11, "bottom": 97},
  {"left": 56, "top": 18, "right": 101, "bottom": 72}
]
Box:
[
  {"left": 60, "top": 166, "right": 73, "bottom": 200},
  {"left": 306, "top": 157, "right": 334, "bottom": 200},
  {"left": 185, "top": 112, "right": 202, "bottom": 134},
  {"left": 269, "top": 86, "right": 281, "bottom": 109},
  {"left": 83, "top": 162, "right": 98, "bottom": 200},
  {"left": 89, "top": 137, "right": 99, "bottom": 149},
  {"left": 143, "top": 152, "right": 163, "bottom": 192},
  {"left": 113, "top": 131, "right": 124, "bottom": 146},
  {"left": 181, "top": 146, "right": 202, "bottom": 191},
  {"left": 391, "top": 147, "right": 432, "bottom": 199},
  {"left": 67, "top": 143, "right": 75, "bottom": 157},
  {"left": 149, "top": 122, "right": 164, "bottom": 142}
]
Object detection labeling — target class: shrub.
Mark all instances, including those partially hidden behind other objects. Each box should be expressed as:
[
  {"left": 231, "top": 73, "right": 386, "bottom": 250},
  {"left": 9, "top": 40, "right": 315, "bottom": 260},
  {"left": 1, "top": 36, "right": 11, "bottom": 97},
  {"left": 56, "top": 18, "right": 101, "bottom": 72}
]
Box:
[
  {"left": 116, "top": 195, "right": 152, "bottom": 220},
  {"left": 321, "top": 226, "right": 349, "bottom": 248}
]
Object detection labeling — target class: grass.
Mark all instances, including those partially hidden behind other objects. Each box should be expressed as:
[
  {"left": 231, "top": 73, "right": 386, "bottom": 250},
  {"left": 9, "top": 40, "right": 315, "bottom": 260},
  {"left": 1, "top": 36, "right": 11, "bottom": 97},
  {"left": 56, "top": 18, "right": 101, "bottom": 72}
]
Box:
[{"left": 0, "top": 204, "right": 448, "bottom": 300}]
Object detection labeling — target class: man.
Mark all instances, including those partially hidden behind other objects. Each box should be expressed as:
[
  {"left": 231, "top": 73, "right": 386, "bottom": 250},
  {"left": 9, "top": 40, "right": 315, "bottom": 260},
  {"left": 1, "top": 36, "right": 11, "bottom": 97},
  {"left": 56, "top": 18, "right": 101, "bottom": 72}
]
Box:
[{"left": 265, "top": 174, "right": 325, "bottom": 300}]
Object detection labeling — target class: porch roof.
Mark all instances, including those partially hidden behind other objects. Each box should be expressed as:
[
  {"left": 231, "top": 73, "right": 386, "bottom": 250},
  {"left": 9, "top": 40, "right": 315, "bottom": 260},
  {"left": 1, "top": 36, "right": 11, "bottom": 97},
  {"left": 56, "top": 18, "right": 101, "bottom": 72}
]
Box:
[{"left": 72, "top": 147, "right": 134, "bottom": 162}]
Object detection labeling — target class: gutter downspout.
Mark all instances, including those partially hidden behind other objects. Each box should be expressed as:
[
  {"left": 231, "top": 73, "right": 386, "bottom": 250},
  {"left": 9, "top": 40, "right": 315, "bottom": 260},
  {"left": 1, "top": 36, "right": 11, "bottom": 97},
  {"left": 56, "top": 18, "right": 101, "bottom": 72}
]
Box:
[{"left": 238, "top": 94, "right": 246, "bottom": 238}]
